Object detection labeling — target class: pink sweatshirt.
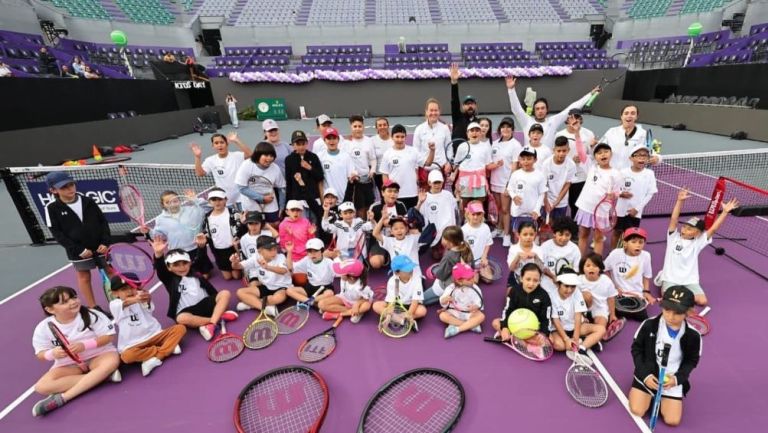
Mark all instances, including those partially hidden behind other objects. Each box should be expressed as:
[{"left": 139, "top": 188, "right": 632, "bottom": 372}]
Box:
[{"left": 279, "top": 217, "right": 314, "bottom": 261}]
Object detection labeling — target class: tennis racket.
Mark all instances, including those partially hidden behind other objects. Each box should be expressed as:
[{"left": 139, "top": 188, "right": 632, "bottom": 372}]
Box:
[
  {"left": 487, "top": 188, "right": 499, "bottom": 228},
  {"left": 687, "top": 306, "right": 711, "bottom": 336},
  {"left": 649, "top": 343, "right": 672, "bottom": 431},
  {"left": 357, "top": 368, "right": 465, "bottom": 433},
  {"left": 275, "top": 304, "right": 310, "bottom": 335},
  {"left": 298, "top": 316, "right": 343, "bottom": 363},
  {"left": 536, "top": 214, "right": 554, "bottom": 245},
  {"left": 118, "top": 184, "right": 145, "bottom": 227},
  {"left": 243, "top": 297, "right": 278, "bottom": 349},
  {"left": 446, "top": 285, "right": 483, "bottom": 314},
  {"left": 583, "top": 71, "right": 626, "bottom": 108},
  {"left": 379, "top": 279, "right": 412, "bottom": 338},
  {"left": 484, "top": 331, "right": 554, "bottom": 361},
  {"left": 94, "top": 254, "right": 113, "bottom": 303},
  {"left": 107, "top": 243, "right": 155, "bottom": 288},
  {"left": 593, "top": 194, "right": 617, "bottom": 234},
  {"left": 446, "top": 138, "right": 467, "bottom": 167},
  {"left": 615, "top": 293, "right": 648, "bottom": 314},
  {"left": 247, "top": 175, "right": 275, "bottom": 213},
  {"left": 425, "top": 263, "right": 439, "bottom": 281},
  {"left": 473, "top": 258, "right": 503, "bottom": 283},
  {"left": 234, "top": 366, "right": 329, "bottom": 433},
  {"left": 208, "top": 319, "right": 245, "bottom": 363},
  {"left": 47, "top": 321, "right": 89, "bottom": 373},
  {"left": 602, "top": 317, "right": 627, "bottom": 342},
  {"left": 554, "top": 257, "right": 573, "bottom": 275},
  {"left": 565, "top": 343, "right": 608, "bottom": 408}
]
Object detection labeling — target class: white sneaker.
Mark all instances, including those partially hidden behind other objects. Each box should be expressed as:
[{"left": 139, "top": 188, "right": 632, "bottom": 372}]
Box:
[
  {"left": 502, "top": 235, "right": 511, "bottom": 247},
  {"left": 265, "top": 305, "right": 278, "bottom": 317},
  {"left": 236, "top": 302, "right": 253, "bottom": 312},
  {"left": 491, "top": 229, "right": 501, "bottom": 238},
  {"left": 350, "top": 314, "right": 361, "bottom": 324},
  {"left": 471, "top": 325, "right": 482, "bottom": 334},
  {"left": 110, "top": 369, "right": 122, "bottom": 383},
  {"left": 173, "top": 345, "right": 182, "bottom": 355},
  {"left": 141, "top": 357, "right": 163, "bottom": 377}
]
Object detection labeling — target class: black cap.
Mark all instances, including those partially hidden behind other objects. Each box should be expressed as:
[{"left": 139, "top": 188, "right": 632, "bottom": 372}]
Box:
[
  {"left": 660, "top": 286, "right": 695, "bottom": 314},
  {"left": 245, "top": 211, "right": 263, "bottom": 223},
  {"left": 529, "top": 123, "right": 544, "bottom": 134},
  {"left": 519, "top": 146, "right": 537, "bottom": 157},
  {"left": 391, "top": 124, "right": 406, "bottom": 136},
  {"left": 110, "top": 273, "right": 139, "bottom": 291},
  {"left": 594, "top": 142, "right": 612, "bottom": 153},
  {"left": 463, "top": 95, "right": 476, "bottom": 103},
  {"left": 257, "top": 236, "right": 279, "bottom": 250},
  {"left": 568, "top": 108, "right": 583, "bottom": 118},
  {"left": 291, "top": 130, "right": 308, "bottom": 144},
  {"left": 498, "top": 116, "right": 515, "bottom": 129}
]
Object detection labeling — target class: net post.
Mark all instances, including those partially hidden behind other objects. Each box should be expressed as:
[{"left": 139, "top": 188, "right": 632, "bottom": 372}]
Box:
[{"left": 1, "top": 168, "right": 47, "bottom": 244}]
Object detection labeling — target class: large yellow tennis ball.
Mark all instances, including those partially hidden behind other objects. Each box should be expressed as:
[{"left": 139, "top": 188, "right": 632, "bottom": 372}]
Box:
[{"left": 507, "top": 308, "right": 539, "bottom": 340}]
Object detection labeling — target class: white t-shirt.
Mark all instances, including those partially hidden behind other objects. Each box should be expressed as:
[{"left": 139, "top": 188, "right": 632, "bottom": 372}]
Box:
[
  {"left": 440, "top": 284, "right": 484, "bottom": 311},
  {"left": 556, "top": 127, "right": 596, "bottom": 183},
  {"left": 575, "top": 165, "right": 622, "bottom": 214},
  {"left": 234, "top": 160, "right": 286, "bottom": 213},
  {"left": 419, "top": 190, "right": 458, "bottom": 237},
  {"left": 176, "top": 276, "right": 208, "bottom": 313},
  {"left": 380, "top": 146, "right": 420, "bottom": 198},
  {"left": 530, "top": 145, "right": 553, "bottom": 172},
  {"left": 343, "top": 136, "right": 376, "bottom": 181},
  {"left": 381, "top": 234, "right": 421, "bottom": 265},
  {"left": 490, "top": 138, "right": 523, "bottom": 191},
  {"left": 506, "top": 243, "right": 544, "bottom": 277},
  {"left": 65, "top": 196, "right": 84, "bottom": 221},
  {"left": 371, "top": 135, "right": 394, "bottom": 173},
  {"left": 506, "top": 168, "right": 547, "bottom": 217},
  {"left": 598, "top": 124, "right": 662, "bottom": 171},
  {"left": 322, "top": 218, "right": 367, "bottom": 251},
  {"left": 604, "top": 249, "right": 653, "bottom": 295},
  {"left": 338, "top": 279, "right": 373, "bottom": 304},
  {"left": 385, "top": 275, "right": 424, "bottom": 305},
  {"left": 293, "top": 256, "right": 335, "bottom": 286},
  {"left": 207, "top": 210, "right": 234, "bottom": 249},
  {"left": 578, "top": 274, "right": 617, "bottom": 318},
  {"left": 202, "top": 151, "right": 245, "bottom": 203},
  {"left": 32, "top": 311, "right": 116, "bottom": 368},
  {"left": 661, "top": 230, "right": 711, "bottom": 285},
  {"left": 413, "top": 121, "right": 452, "bottom": 166},
  {"left": 540, "top": 239, "right": 581, "bottom": 293},
  {"left": 616, "top": 167, "right": 658, "bottom": 218},
  {"left": 540, "top": 156, "right": 577, "bottom": 209},
  {"left": 239, "top": 230, "right": 273, "bottom": 259},
  {"left": 461, "top": 222, "right": 493, "bottom": 262},
  {"left": 242, "top": 253, "right": 292, "bottom": 291},
  {"left": 311, "top": 137, "right": 327, "bottom": 155},
  {"left": 507, "top": 88, "right": 592, "bottom": 148},
  {"left": 455, "top": 141, "right": 492, "bottom": 171},
  {"left": 549, "top": 288, "right": 588, "bottom": 332},
  {"left": 317, "top": 149, "right": 354, "bottom": 201},
  {"left": 110, "top": 299, "right": 163, "bottom": 353}
]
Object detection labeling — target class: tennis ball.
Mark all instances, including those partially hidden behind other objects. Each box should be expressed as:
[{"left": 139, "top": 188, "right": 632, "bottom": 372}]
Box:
[
  {"left": 110, "top": 30, "right": 128, "bottom": 46},
  {"left": 687, "top": 22, "right": 703, "bottom": 37},
  {"left": 507, "top": 308, "right": 539, "bottom": 340},
  {"left": 663, "top": 374, "right": 673, "bottom": 385}
]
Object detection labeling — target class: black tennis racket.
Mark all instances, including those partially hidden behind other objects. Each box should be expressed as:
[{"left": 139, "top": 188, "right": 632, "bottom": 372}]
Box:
[
  {"left": 584, "top": 71, "right": 626, "bottom": 108},
  {"left": 297, "top": 316, "right": 343, "bottom": 363}
]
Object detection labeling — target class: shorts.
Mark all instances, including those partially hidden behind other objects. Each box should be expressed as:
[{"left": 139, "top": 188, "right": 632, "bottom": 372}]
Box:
[
  {"left": 617, "top": 308, "right": 649, "bottom": 321},
  {"left": 590, "top": 305, "right": 610, "bottom": 320},
  {"left": 574, "top": 209, "right": 595, "bottom": 228},
  {"left": 445, "top": 309, "right": 472, "bottom": 322},
  {"left": 71, "top": 255, "right": 107, "bottom": 272},
  {"left": 187, "top": 248, "right": 214, "bottom": 275},
  {"left": 305, "top": 283, "right": 332, "bottom": 297},
  {"left": 661, "top": 281, "right": 705, "bottom": 296},
  {"left": 335, "top": 294, "right": 357, "bottom": 308},
  {"left": 211, "top": 246, "right": 236, "bottom": 271},
  {"left": 263, "top": 211, "right": 280, "bottom": 223},
  {"left": 344, "top": 181, "right": 375, "bottom": 210},
  {"left": 544, "top": 206, "right": 568, "bottom": 221},
  {"left": 511, "top": 215, "right": 535, "bottom": 233},
  {"left": 615, "top": 215, "right": 641, "bottom": 232},
  {"left": 177, "top": 295, "right": 216, "bottom": 318},
  {"left": 632, "top": 377, "right": 683, "bottom": 400},
  {"left": 399, "top": 196, "right": 418, "bottom": 209}
]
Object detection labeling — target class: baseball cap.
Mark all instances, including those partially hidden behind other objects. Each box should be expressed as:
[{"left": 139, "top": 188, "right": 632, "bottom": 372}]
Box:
[
  {"left": 629, "top": 145, "right": 650, "bottom": 157},
  {"left": 660, "top": 285, "right": 695, "bottom": 314},
  {"left": 391, "top": 124, "right": 407, "bottom": 136},
  {"left": 519, "top": 146, "right": 537, "bottom": 157},
  {"left": 46, "top": 171, "right": 75, "bottom": 189},
  {"left": 556, "top": 272, "right": 580, "bottom": 286},
  {"left": 322, "top": 127, "right": 340, "bottom": 139},
  {"left": 338, "top": 201, "right": 355, "bottom": 212},
  {"left": 207, "top": 189, "right": 226, "bottom": 200},
  {"left": 262, "top": 119, "right": 279, "bottom": 131},
  {"left": 463, "top": 95, "right": 476, "bottom": 103},
  {"left": 593, "top": 142, "right": 612, "bottom": 153},
  {"left": 498, "top": 116, "right": 515, "bottom": 129},
  {"left": 568, "top": 108, "right": 583, "bottom": 118},
  {"left": 165, "top": 250, "right": 191, "bottom": 264},
  {"left": 257, "top": 236, "right": 279, "bottom": 250},
  {"left": 683, "top": 217, "right": 705, "bottom": 231},
  {"left": 428, "top": 170, "right": 444, "bottom": 183},
  {"left": 316, "top": 114, "right": 332, "bottom": 126},
  {"left": 391, "top": 255, "right": 417, "bottom": 273},
  {"left": 622, "top": 227, "right": 648, "bottom": 240},
  {"left": 332, "top": 259, "right": 364, "bottom": 277},
  {"left": 291, "top": 130, "right": 308, "bottom": 144},
  {"left": 323, "top": 188, "right": 339, "bottom": 199},
  {"left": 382, "top": 179, "right": 400, "bottom": 190},
  {"left": 529, "top": 123, "right": 544, "bottom": 134},
  {"left": 451, "top": 263, "right": 475, "bottom": 280},
  {"left": 286, "top": 200, "right": 304, "bottom": 210},
  {"left": 466, "top": 122, "right": 481, "bottom": 131},
  {"left": 465, "top": 201, "right": 484, "bottom": 214},
  {"left": 245, "top": 211, "right": 263, "bottom": 223},
  {"left": 110, "top": 273, "right": 139, "bottom": 291},
  {"left": 305, "top": 238, "right": 324, "bottom": 251}
]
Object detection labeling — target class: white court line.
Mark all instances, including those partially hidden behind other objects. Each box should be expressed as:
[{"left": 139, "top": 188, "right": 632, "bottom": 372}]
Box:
[
  {"left": 0, "top": 280, "right": 163, "bottom": 420},
  {"left": 587, "top": 349, "right": 652, "bottom": 433},
  {"left": 0, "top": 264, "right": 72, "bottom": 306}
]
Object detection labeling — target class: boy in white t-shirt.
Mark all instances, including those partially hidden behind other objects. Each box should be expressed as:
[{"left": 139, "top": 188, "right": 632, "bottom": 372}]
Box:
[
  {"left": 109, "top": 274, "right": 186, "bottom": 377},
  {"left": 372, "top": 255, "right": 427, "bottom": 330},
  {"left": 657, "top": 189, "right": 739, "bottom": 306},
  {"left": 612, "top": 145, "right": 658, "bottom": 249},
  {"left": 540, "top": 218, "right": 581, "bottom": 295},
  {"left": 232, "top": 236, "right": 291, "bottom": 317},
  {"left": 237, "top": 211, "right": 279, "bottom": 260},
  {"left": 417, "top": 170, "right": 458, "bottom": 256},
  {"left": 527, "top": 124, "right": 552, "bottom": 171},
  {"left": 343, "top": 115, "right": 377, "bottom": 217},
  {"left": 506, "top": 146, "right": 547, "bottom": 240},
  {"left": 604, "top": 227, "right": 654, "bottom": 320},
  {"left": 541, "top": 136, "right": 576, "bottom": 221},
  {"left": 380, "top": 124, "right": 423, "bottom": 209}
]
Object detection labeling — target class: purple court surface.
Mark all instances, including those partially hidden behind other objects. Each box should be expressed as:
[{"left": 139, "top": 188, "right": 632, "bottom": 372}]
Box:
[{"left": 1, "top": 217, "right": 767, "bottom": 433}]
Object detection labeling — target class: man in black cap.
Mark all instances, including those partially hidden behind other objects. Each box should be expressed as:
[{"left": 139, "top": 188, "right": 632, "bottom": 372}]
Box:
[
  {"left": 449, "top": 63, "right": 479, "bottom": 141},
  {"left": 285, "top": 130, "right": 324, "bottom": 224}
]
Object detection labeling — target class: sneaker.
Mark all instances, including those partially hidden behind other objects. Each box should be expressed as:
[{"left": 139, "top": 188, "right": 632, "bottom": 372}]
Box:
[
  {"left": 264, "top": 305, "right": 278, "bottom": 317},
  {"left": 350, "top": 314, "right": 361, "bottom": 324},
  {"left": 492, "top": 229, "right": 502, "bottom": 238},
  {"left": 236, "top": 302, "right": 253, "bottom": 312},
  {"left": 110, "top": 369, "right": 122, "bottom": 383},
  {"left": 221, "top": 310, "right": 239, "bottom": 322},
  {"left": 322, "top": 311, "right": 340, "bottom": 321},
  {"left": 173, "top": 345, "right": 182, "bottom": 355},
  {"left": 141, "top": 357, "right": 163, "bottom": 377},
  {"left": 93, "top": 305, "right": 113, "bottom": 320},
  {"left": 444, "top": 325, "right": 460, "bottom": 339},
  {"left": 411, "top": 320, "right": 419, "bottom": 333},
  {"left": 493, "top": 331, "right": 500, "bottom": 339},
  {"left": 199, "top": 323, "right": 215, "bottom": 341},
  {"left": 32, "top": 393, "right": 66, "bottom": 417},
  {"left": 593, "top": 341, "right": 603, "bottom": 353},
  {"left": 471, "top": 325, "right": 482, "bottom": 334},
  {"left": 502, "top": 235, "right": 511, "bottom": 247}
]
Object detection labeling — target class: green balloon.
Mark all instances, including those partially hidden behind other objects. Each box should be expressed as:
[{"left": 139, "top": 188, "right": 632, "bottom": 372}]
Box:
[
  {"left": 110, "top": 30, "right": 127, "bottom": 46},
  {"left": 687, "top": 22, "right": 703, "bottom": 37}
]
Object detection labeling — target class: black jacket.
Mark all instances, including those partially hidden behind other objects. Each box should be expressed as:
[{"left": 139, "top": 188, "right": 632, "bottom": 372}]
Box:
[
  {"left": 500, "top": 285, "right": 552, "bottom": 334},
  {"left": 155, "top": 255, "right": 219, "bottom": 319},
  {"left": 450, "top": 83, "right": 478, "bottom": 141},
  {"left": 285, "top": 151, "right": 324, "bottom": 201},
  {"left": 631, "top": 315, "right": 702, "bottom": 396},
  {"left": 45, "top": 194, "right": 111, "bottom": 260}
]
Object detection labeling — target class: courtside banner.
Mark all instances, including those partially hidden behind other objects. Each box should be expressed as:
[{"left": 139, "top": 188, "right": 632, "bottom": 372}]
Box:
[{"left": 28, "top": 179, "right": 130, "bottom": 223}]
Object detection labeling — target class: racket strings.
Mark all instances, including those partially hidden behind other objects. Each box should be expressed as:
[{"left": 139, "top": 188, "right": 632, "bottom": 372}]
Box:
[
  {"left": 616, "top": 296, "right": 646, "bottom": 313},
  {"left": 566, "top": 365, "right": 608, "bottom": 408},
  {"left": 244, "top": 320, "right": 278, "bottom": 349},
  {"left": 687, "top": 316, "right": 710, "bottom": 334},
  {"left": 276, "top": 308, "right": 309, "bottom": 335},
  {"left": 109, "top": 245, "right": 155, "bottom": 281},
  {"left": 513, "top": 336, "right": 553, "bottom": 360},
  {"left": 239, "top": 371, "right": 325, "bottom": 433},
  {"left": 362, "top": 373, "right": 462, "bottom": 432},
  {"left": 209, "top": 335, "right": 244, "bottom": 362},
  {"left": 299, "top": 335, "right": 336, "bottom": 362},
  {"left": 119, "top": 189, "right": 143, "bottom": 220}
]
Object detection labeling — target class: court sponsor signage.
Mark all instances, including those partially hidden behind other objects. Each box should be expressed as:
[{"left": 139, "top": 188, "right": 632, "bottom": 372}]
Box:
[{"left": 28, "top": 179, "right": 130, "bottom": 223}]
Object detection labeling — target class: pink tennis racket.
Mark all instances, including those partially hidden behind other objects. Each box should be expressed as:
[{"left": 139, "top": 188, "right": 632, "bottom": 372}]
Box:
[{"left": 119, "top": 184, "right": 145, "bottom": 226}]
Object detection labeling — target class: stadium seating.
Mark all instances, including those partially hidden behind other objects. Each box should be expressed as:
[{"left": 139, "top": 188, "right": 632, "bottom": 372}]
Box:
[
  {"left": 306, "top": 0, "right": 364, "bottom": 25},
  {"left": 47, "top": 0, "right": 111, "bottom": 20},
  {"left": 375, "top": 0, "right": 432, "bottom": 24},
  {"left": 115, "top": 0, "right": 175, "bottom": 25},
  {"left": 680, "top": 0, "right": 727, "bottom": 15},
  {"left": 498, "top": 0, "right": 561, "bottom": 23},
  {"left": 231, "top": 0, "right": 302, "bottom": 26},
  {"left": 436, "top": 0, "right": 497, "bottom": 24}
]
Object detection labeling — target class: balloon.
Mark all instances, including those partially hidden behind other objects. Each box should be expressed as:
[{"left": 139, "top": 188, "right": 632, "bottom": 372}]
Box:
[
  {"left": 687, "top": 22, "right": 703, "bottom": 37},
  {"left": 110, "top": 30, "right": 127, "bottom": 46}
]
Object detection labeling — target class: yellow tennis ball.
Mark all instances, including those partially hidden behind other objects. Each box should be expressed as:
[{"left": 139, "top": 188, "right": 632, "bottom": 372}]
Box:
[
  {"left": 507, "top": 308, "right": 539, "bottom": 340},
  {"left": 664, "top": 374, "right": 673, "bottom": 385}
]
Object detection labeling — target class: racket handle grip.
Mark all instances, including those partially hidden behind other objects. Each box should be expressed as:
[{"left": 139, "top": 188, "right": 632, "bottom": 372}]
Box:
[{"left": 584, "top": 92, "right": 599, "bottom": 108}]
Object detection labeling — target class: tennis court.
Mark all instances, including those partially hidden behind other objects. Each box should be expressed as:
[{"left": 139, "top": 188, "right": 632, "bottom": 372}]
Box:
[{"left": 0, "top": 115, "right": 767, "bottom": 432}]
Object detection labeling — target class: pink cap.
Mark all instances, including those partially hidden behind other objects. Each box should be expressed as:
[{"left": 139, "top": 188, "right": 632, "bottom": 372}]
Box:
[
  {"left": 622, "top": 227, "right": 648, "bottom": 240},
  {"left": 332, "top": 259, "right": 364, "bottom": 277},
  {"left": 322, "top": 127, "right": 340, "bottom": 138},
  {"left": 451, "top": 263, "right": 475, "bottom": 280},
  {"left": 465, "top": 202, "right": 484, "bottom": 214}
]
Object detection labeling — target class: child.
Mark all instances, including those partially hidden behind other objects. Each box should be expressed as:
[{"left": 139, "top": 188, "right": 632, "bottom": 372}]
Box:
[
  {"left": 541, "top": 136, "right": 576, "bottom": 221},
  {"left": 439, "top": 263, "right": 485, "bottom": 338},
  {"left": 152, "top": 190, "right": 213, "bottom": 277},
  {"left": 237, "top": 211, "right": 279, "bottom": 259},
  {"left": 372, "top": 213, "right": 421, "bottom": 273},
  {"left": 321, "top": 201, "right": 369, "bottom": 260},
  {"left": 380, "top": 123, "right": 423, "bottom": 209},
  {"left": 279, "top": 200, "right": 316, "bottom": 262},
  {"left": 232, "top": 236, "right": 290, "bottom": 317},
  {"left": 506, "top": 221, "right": 545, "bottom": 294},
  {"left": 540, "top": 217, "right": 581, "bottom": 295},
  {"left": 343, "top": 115, "right": 377, "bottom": 217},
  {"left": 526, "top": 124, "right": 553, "bottom": 171},
  {"left": 203, "top": 188, "right": 242, "bottom": 281},
  {"left": 316, "top": 128, "right": 355, "bottom": 208},
  {"left": 454, "top": 122, "right": 493, "bottom": 209},
  {"left": 489, "top": 117, "right": 522, "bottom": 246},
  {"left": 613, "top": 145, "right": 658, "bottom": 249},
  {"left": 461, "top": 201, "right": 494, "bottom": 283},
  {"left": 418, "top": 170, "right": 459, "bottom": 258},
  {"left": 285, "top": 239, "right": 335, "bottom": 311},
  {"left": 108, "top": 274, "right": 186, "bottom": 377},
  {"left": 372, "top": 255, "right": 427, "bottom": 330},
  {"left": 574, "top": 143, "right": 622, "bottom": 257},
  {"left": 318, "top": 259, "right": 373, "bottom": 323},
  {"left": 506, "top": 147, "right": 547, "bottom": 242},
  {"left": 492, "top": 263, "right": 551, "bottom": 344},
  {"left": 424, "top": 226, "right": 474, "bottom": 305},
  {"left": 578, "top": 253, "right": 618, "bottom": 335},
  {"left": 549, "top": 270, "right": 605, "bottom": 353},
  {"left": 191, "top": 132, "right": 252, "bottom": 206},
  {"left": 604, "top": 227, "right": 654, "bottom": 321},
  {"left": 235, "top": 141, "right": 287, "bottom": 224},
  {"left": 629, "top": 286, "right": 702, "bottom": 427},
  {"left": 285, "top": 130, "right": 324, "bottom": 225},
  {"left": 152, "top": 237, "right": 237, "bottom": 341},
  {"left": 31, "top": 286, "right": 120, "bottom": 416},
  {"left": 316, "top": 188, "right": 341, "bottom": 247},
  {"left": 657, "top": 189, "right": 738, "bottom": 306},
  {"left": 44, "top": 172, "right": 111, "bottom": 311}
]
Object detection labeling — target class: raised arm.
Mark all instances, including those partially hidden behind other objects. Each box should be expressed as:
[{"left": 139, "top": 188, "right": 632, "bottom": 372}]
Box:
[
  {"left": 505, "top": 76, "right": 532, "bottom": 126},
  {"left": 706, "top": 198, "right": 739, "bottom": 239},
  {"left": 548, "top": 86, "right": 599, "bottom": 127},
  {"left": 190, "top": 143, "right": 206, "bottom": 177}
]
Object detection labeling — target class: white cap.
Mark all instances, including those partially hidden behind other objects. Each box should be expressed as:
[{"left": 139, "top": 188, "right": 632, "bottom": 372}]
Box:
[
  {"left": 207, "top": 189, "right": 226, "bottom": 200},
  {"left": 467, "top": 122, "right": 481, "bottom": 131},
  {"left": 629, "top": 144, "right": 650, "bottom": 157},
  {"left": 556, "top": 273, "right": 580, "bottom": 286},
  {"left": 305, "top": 238, "right": 324, "bottom": 250},
  {"left": 316, "top": 114, "right": 332, "bottom": 125},
  {"left": 286, "top": 200, "right": 304, "bottom": 210},
  {"left": 339, "top": 201, "right": 355, "bottom": 212},
  {"left": 165, "top": 250, "right": 191, "bottom": 264},
  {"left": 323, "top": 188, "right": 339, "bottom": 198},
  {"left": 428, "top": 170, "right": 444, "bottom": 183},
  {"left": 262, "top": 119, "right": 279, "bottom": 131}
]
